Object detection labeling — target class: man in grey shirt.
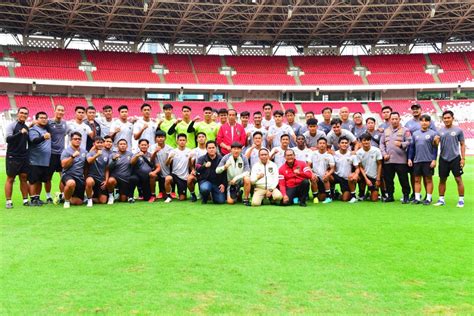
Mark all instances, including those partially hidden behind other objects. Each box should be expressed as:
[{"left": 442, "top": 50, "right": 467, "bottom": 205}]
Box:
[
  {"left": 85, "top": 136, "right": 110, "bottom": 207},
  {"left": 46, "top": 104, "right": 67, "bottom": 204},
  {"left": 379, "top": 112, "right": 412, "bottom": 203},
  {"left": 339, "top": 106, "right": 355, "bottom": 133},
  {"left": 303, "top": 118, "right": 326, "bottom": 150},
  {"left": 130, "top": 139, "right": 160, "bottom": 202},
  {"left": 106, "top": 138, "right": 134, "bottom": 204},
  {"left": 326, "top": 118, "right": 358, "bottom": 152},
  {"left": 28, "top": 111, "right": 52, "bottom": 206},
  {"left": 404, "top": 103, "right": 436, "bottom": 134},
  {"left": 61, "top": 132, "right": 87, "bottom": 208},
  {"left": 150, "top": 130, "right": 173, "bottom": 200},
  {"left": 434, "top": 110, "right": 466, "bottom": 208}
]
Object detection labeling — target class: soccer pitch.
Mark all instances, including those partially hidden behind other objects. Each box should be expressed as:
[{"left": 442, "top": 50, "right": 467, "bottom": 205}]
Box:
[{"left": 1, "top": 158, "right": 472, "bottom": 314}]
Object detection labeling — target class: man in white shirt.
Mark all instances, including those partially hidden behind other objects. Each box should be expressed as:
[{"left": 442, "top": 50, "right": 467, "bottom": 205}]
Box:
[
  {"left": 270, "top": 134, "right": 291, "bottom": 168},
  {"left": 267, "top": 110, "right": 296, "bottom": 149},
  {"left": 164, "top": 133, "right": 193, "bottom": 202},
  {"left": 110, "top": 105, "right": 134, "bottom": 149},
  {"left": 133, "top": 103, "right": 157, "bottom": 147},
  {"left": 245, "top": 131, "right": 266, "bottom": 167},
  {"left": 333, "top": 136, "right": 360, "bottom": 203},
  {"left": 250, "top": 148, "right": 282, "bottom": 206},
  {"left": 98, "top": 105, "right": 113, "bottom": 137},
  {"left": 262, "top": 103, "right": 275, "bottom": 129},
  {"left": 356, "top": 133, "right": 383, "bottom": 202},
  {"left": 308, "top": 137, "right": 335, "bottom": 204},
  {"left": 292, "top": 135, "right": 312, "bottom": 164},
  {"left": 66, "top": 106, "right": 93, "bottom": 151}
]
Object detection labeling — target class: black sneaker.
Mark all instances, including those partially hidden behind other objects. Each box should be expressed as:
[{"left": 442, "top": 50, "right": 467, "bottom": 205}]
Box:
[
  {"left": 401, "top": 196, "right": 410, "bottom": 204},
  {"left": 385, "top": 196, "right": 395, "bottom": 203},
  {"left": 190, "top": 193, "right": 197, "bottom": 202},
  {"left": 23, "top": 200, "right": 30, "bottom": 206},
  {"left": 46, "top": 197, "right": 53, "bottom": 204},
  {"left": 423, "top": 199, "right": 431, "bottom": 206},
  {"left": 128, "top": 197, "right": 135, "bottom": 203},
  {"left": 299, "top": 201, "right": 307, "bottom": 207},
  {"left": 229, "top": 185, "right": 239, "bottom": 200},
  {"left": 409, "top": 194, "right": 415, "bottom": 202},
  {"left": 412, "top": 199, "right": 421, "bottom": 205},
  {"left": 243, "top": 199, "right": 251, "bottom": 207}
]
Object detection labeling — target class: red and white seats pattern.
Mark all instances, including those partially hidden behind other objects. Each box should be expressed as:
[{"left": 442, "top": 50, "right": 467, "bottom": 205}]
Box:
[{"left": 14, "top": 95, "right": 54, "bottom": 117}]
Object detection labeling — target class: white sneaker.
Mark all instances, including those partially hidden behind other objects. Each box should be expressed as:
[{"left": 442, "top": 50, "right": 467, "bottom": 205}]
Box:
[
  {"left": 87, "top": 199, "right": 93, "bottom": 207},
  {"left": 457, "top": 201, "right": 464, "bottom": 208},
  {"left": 164, "top": 197, "right": 172, "bottom": 203},
  {"left": 433, "top": 200, "right": 445, "bottom": 207},
  {"left": 63, "top": 201, "right": 70, "bottom": 209},
  {"left": 348, "top": 197, "right": 358, "bottom": 203},
  {"left": 107, "top": 196, "right": 114, "bottom": 205}
]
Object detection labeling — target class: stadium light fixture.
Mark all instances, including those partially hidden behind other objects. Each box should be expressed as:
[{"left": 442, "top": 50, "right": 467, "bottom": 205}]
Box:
[
  {"left": 316, "top": 88, "right": 320, "bottom": 96},
  {"left": 430, "top": 3, "right": 436, "bottom": 18},
  {"left": 287, "top": 5, "right": 293, "bottom": 19}
]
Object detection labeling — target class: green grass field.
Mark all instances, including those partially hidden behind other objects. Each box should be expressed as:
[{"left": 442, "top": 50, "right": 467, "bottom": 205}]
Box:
[{"left": 1, "top": 157, "right": 473, "bottom": 314}]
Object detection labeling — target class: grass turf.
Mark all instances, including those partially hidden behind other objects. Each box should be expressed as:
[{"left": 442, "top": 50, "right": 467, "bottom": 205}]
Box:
[{"left": 1, "top": 157, "right": 473, "bottom": 314}]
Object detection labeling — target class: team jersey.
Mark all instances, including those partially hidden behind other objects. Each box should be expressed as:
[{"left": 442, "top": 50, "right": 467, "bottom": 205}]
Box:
[
  {"left": 334, "top": 150, "right": 359, "bottom": 179},
  {"left": 326, "top": 129, "right": 357, "bottom": 150},
  {"left": 405, "top": 118, "right": 436, "bottom": 134},
  {"left": 268, "top": 123, "right": 295, "bottom": 148},
  {"left": 170, "top": 147, "right": 192, "bottom": 180},
  {"left": 216, "top": 153, "right": 250, "bottom": 183},
  {"left": 98, "top": 117, "right": 113, "bottom": 138},
  {"left": 318, "top": 121, "right": 332, "bottom": 135},
  {"left": 67, "top": 121, "right": 92, "bottom": 150},
  {"left": 87, "top": 149, "right": 110, "bottom": 181},
  {"left": 292, "top": 146, "right": 312, "bottom": 163},
  {"left": 353, "top": 125, "right": 367, "bottom": 139},
  {"left": 150, "top": 143, "right": 173, "bottom": 177},
  {"left": 270, "top": 146, "right": 288, "bottom": 168},
  {"left": 356, "top": 146, "right": 382, "bottom": 179},
  {"left": 175, "top": 120, "right": 196, "bottom": 148},
  {"left": 195, "top": 121, "right": 219, "bottom": 141},
  {"left": 367, "top": 129, "right": 382, "bottom": 148},
  {"left": 109, "top": 151, "right": 133, "bottom": 182},
  {"left": 160, "top": 118, "right": 177, "bottom": 148},
  {"left": 85, "top": 120, "right": 101, "bottom": 150},
  {"left": 133, "top": 152, "right": 155, "bottom": 178},
  {"left": 133, "top": 119, "right": 157, "bottom": 146},
  {"left": 48, "top": 119, "right": 67, "bottom": 154},
  {"left": 245, "top": 146, "right": 263, "bottom": 167},
  {"left": 29, "top": 125, "right": 52, "bottom": 167},
  {"left": 110, "top": 119, "right": 133, "bottom": 148},
  {"left": 438, "top": 126, "right": 464, "bottom": 162},
  {"left": 61, "top": 146, "right": 87, "bottom": 180},
  {"left": 191, "top": 147, "right": 207, "bottom": 162},
  {"left": 303, "top": 130, "right": 327, "bottom": 148},
  {"left": 409, "top": 129, "right": 438, "bottom": 163},
  {"left": 247, "top": 125, "right": 268, "bottom": 148},
  {"left": 309, "top": 151, "right": 335, "bottom": 178}
]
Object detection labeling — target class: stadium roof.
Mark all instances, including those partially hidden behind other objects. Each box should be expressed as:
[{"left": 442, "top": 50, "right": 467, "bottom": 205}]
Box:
[{"left": 0, "top": 0, "right": 473, "bottom": 47}]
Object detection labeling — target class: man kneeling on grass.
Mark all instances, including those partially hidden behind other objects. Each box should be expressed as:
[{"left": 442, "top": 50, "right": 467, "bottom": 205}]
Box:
[
  {"left": 216, "top": 142, "right": 251, "bottom": 206},
  {"left": 106, "top": 139, "right": 134, "bottom": 204},
  {"left": 61, "top": 132, "right": 87, "bottom": 208},
  {"left": 85, "top": 136, "right": 110, "bottom": 207},
  {"left": 130, "top": 139, "right": 161, "bottom": 203},
  {"left": 250, "top": 148, "right": 282, "bottom": 206},
  {"left": 195, "top": 140, "right": 226, "bottom": 204},
  {"left": 279, "top": 149, "right": 313, "bottom": 207}
]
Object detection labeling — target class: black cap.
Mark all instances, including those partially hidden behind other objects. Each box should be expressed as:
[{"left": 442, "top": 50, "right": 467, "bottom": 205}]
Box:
[
  {"left": 230, "top": 141, "right": 243, "bottom": 149},
  {"left": 411, "top": 103, "right": 421, "bottom": 110}
]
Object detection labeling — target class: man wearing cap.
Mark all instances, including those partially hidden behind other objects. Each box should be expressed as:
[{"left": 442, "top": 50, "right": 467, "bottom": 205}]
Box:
[
  {"left": 405, "top": 103, "right": 436, "bottom": 134},
  {"left": 250, "top": 148, "right": 282, "bottom": 206},
  {"left": 380, "top": 112, "right": 412, "bottom": 203},
  {"left": 216, "top": 142, "right": 251, "bottom": 206}
]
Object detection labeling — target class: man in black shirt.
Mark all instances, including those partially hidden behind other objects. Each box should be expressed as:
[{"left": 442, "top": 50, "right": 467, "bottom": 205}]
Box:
[
  {"left": 195, "top": 140, "right": 226, "bottom": 204},
  {"left": 5, "top": 107, "right": 30, "bottom": 209}
]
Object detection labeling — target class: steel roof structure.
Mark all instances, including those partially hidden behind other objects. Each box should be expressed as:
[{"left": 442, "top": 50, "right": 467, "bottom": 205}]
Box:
[{"left": 0, "top": 0, "right": 473, "bottom": 47}]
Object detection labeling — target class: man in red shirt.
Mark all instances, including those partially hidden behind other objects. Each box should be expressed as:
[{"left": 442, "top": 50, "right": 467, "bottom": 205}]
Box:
[
  {"left": 217, "top": 109, "right": 246, "bottom": 155},
  {"left": 278, "top": 149, "right": 313, "bottom": 207}
]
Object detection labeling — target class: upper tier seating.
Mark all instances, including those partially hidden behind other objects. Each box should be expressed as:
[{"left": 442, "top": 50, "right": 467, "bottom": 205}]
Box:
[
  {"left": 0, "top": 94, "right": 11, "bottom": 112},
  {"left": 15, "top": 95, "right": 54, "bottom": 117},
  {"left": 292, "top": 56, "right": 355, "bottom": 73},
  {"left": 232, "top": 100, "right": 281, "bottom": 113},
  {"left": 381, "top": 99, "right": 436, "bottom": 115},
  {"left": 300, "top": 73, "right": 363, "bottom": 85},
  {"left": 359, "top": 54, "right": 427, "bottom": 73},
  {"left": 300, "top": 102, "right": 364, "bottom": 114},
  {"left": 92, "top": 70, "right": 159, "bottom": 83},
  {"left": 86, "top": 51, "right": 154, "bottom": 71},
  {"left": 225, "top": 56, "right": 288, "bottom": 74},
  {"left": 232, "top": 73, "right": 295, "bottom": 85}
]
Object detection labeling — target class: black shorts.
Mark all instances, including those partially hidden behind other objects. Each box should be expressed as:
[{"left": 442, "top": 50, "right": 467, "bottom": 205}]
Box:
[
  {"left": 314, "top": 176, "right": 326, "bottom": 193},
  {"left": 334, "top": 174, "right": 350, "bottom": 192},
  {"left": 116, "top": 179, "right": 130, "bottom": 196},
  {"left": 28, "top": 165, "right": 50, "bottom": 184},
  {"left": 172, "top": 174, "right": 188, "bottom": 196},
  {"left": 6, "top": 156, "right": 29, "bottom": 177},
  {"left": 413, "top": 162, "right": 434, "bottom": 177},
  {"left": 88, "top": 177, "right": 108, "bottom": 198},
  {"left": 360, "top": 176, "right": 377, "bottom": 191},
  {"left": 48, "top": 153, "right": 62, "bottom": 178},
  {"left": 61, "top": 175, "right": 85, "bottom": 199},
  {"left": 439, "top": 156, "right": 463, "bottom": 178}
]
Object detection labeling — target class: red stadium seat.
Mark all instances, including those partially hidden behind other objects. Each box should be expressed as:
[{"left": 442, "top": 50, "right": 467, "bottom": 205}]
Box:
[
  {"left": 15, "top": 95, "right": 54, "bottom": 117},
  {"left": 0, "top": 94, "right": 11, "bottom": 112}
]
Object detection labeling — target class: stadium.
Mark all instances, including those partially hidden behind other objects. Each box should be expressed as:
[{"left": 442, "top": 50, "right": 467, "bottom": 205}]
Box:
[{"left": 1, "top": 1, "right": 473, "bottom": 314}]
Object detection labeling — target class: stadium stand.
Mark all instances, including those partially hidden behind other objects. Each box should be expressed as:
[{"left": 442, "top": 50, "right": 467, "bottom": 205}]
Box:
[
  {"left": 232, "top": 100, "right": 281, "bottom": 113},
  {"left": 196, "top": 73, "right": 228, "bottom": 84},
  {"left": 437, "top": 99, "right": 474, "bottom": 110},
  {"left": 300, "top": 102, "right": 364, "bottom": 114},
  {"left": 292, "top": 56, "right": 356, "bottom": 73},
  {"left": 232, "top": 73, "right": 295, "bottom": 85},
  {"left": 157, "top": 54, "right": 193, "bottom": 72},
  {"left": 15, "top": 66, "right": 87, "bottom": 81},
  {"left": 166, "top": 101, "right": 228, "bottom": 114},
  {"left": 367, "top": 102, "right": 383, "bottom": 114},
  {"left": 0, "top": 66, "right": 9, "bottom": 77},
  {"left": 52, "top": 96, "right": 88, "bottom": 119},
  {"left": 91, "top": 98, "right": 160, "bottom": 116},
  {"left": 85, "top": 51, "right": 154, "bottom": 71},
  {"left": 225, "top": 56, "right": 288, "bottom": 74},
  {"left": 163, "top": 72, "right": 197, "bottom": 84},
  {"left": 381, "top": 99, "right": 436, "bottom": 115},
  {"left": 0, "top": 94, "right": 10, "bottom": 112},
  {"left": 191, "top": 55, "right": 222, "bottom": 73},
  {"left": 360, "top": 54, "right": 427, "bottom": 73},
  {"left": 92, "top": 69, "right": 160, "bottom": 83},
  {"left": 14, "top": 95, "right": 54, "bottom": 117},
  {"left": 299, "top": 73, "right": 363, "bottom": 85}
]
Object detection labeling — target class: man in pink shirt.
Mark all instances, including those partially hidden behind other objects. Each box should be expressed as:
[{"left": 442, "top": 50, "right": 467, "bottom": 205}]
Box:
[{"left": 217, "top": 109, "right": 247, "bottom": 155}]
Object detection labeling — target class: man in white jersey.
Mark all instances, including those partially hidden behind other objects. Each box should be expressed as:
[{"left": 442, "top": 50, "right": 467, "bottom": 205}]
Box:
[
  {"left": 110, "top": 105, "right": 134, "bottom": 149},
  {"left": 188, "top": 132, "right": 208, "bottom": 202},
  {"left": 270, "top": 134, "right": 291, "bottom": 168},
  {"left": 150, "top": 130, "right": 174, "bottom": 201},
  {"left": 308, "top": 137, "right": 335, "bottom": 204},
  {"left": 66, "top": 106, "right": 93, "bottom": 150},
  {"left": 356, "top": 133, "right": 383, "bottom": 202},
  {"left": 245, "top": 131, "right": 266, "bottom": 167},
  {"left": 262, "top": 103, "right": 275, "bottom": 129},
  {"left": 268, "top": 110, "right": 296, "bottom": 149},
  {"left": 292, "top": 135, "right": 312, "bottom": 164},
  {"left": 247, "top": 111, "right": 268, "bottom": 148},
  {"left": 434, "top": 110, "right": 465, "bottom": 208},
  {"left": 164, "top": 133, "right": 193, "bottom": 202},
  {"left": 133, "top": 103, "right": 157, "bottom": 147},
  {"left": 333, "top": 136, "right": 360, "bottom": 203},
  {"left": 98, "top": 105, "right": 113, "bottom": 137},
  {"left": 326, "top": 118, "right": 358, "bottom": 152}
]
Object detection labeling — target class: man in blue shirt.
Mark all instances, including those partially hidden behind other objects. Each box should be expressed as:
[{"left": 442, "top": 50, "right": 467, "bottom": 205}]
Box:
[{"left": 61, "top": 132, "right": 88, "bottom": 208}]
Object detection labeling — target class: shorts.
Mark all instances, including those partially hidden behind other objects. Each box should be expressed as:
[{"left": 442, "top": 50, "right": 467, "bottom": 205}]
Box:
[
  {"left": 333, "top": 174, "right": 350, "bottom": 192},
  {"left": 413, "top": 162, "right": 434, "bottom": 177},
  {"left": 28, "top": 165, "right": 50, "bottom": 184},
  {"left": 439, "top": 156, "right": 463, "bottom": 178},
  {"left": 172, "top": 174, "right": 188, "bottom": 196},
  {"left": 116, "top": 179, "right": 131, "bottom": 196},
  {"left": 366, "top": 177, "right": 377, "bottom": 191},
  {"left": 61, "top": 175, "right": 85, "bottom": 199},
  {"left": 88, "top": 177, "right": 108, "bottom": 198},
  {"left": 227, "top": 179, "right": 243, "bottom": 200},
  {"left": 6, "top": 156, "right": 28, "bottom": 177},
  {"left": 313, "top": 176, "right": 326, "bottom": 193},
  {"left": 48, "top": 153, "right": 62, "bottom": 178}
]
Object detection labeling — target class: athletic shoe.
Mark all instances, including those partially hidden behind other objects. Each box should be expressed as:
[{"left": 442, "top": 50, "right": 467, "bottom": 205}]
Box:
[
  {"left": 128, "top": 197, "right": 135, "bottom": 203},
  {"left": 107, "top": 196, "right": 114, "bottom": 205},
  {"left": 457, "top": 201, "right": 464, "bottom": 208},
  {"left": 46, "top": 197, "right": 54, "bottom": 204},
  {"left": 412, "top": 200, "right": 421, "bottom": 205},
  {"left": 23, "top": 200, "right": 30, "bottom": 206},
  {"left": 37, "top": 199, "right": 45, "bottom": 206},
  {"left": 5, "top": 201, "right": 13, "bottom": 209},
  {"left": 87, "top": 199, "right": 93, "bottom": 207},
  {"left": 229, "top": 185, "right": 239, "bottom": 200},
  {"left": 157, "top": 192, "right": 164, "bottom": 199},
  {"left": 401, "top": 196, "right": 410, "bottom": 204},
  {"left": 385, "top": 196, "right": 395, "bottom": 203},
  {"left": 409, "top": 194, "right": 415, "bottom": 202},
  {"left": 29, "top": 199, "right": 40, "bottom": 207},
  {"left": 322, "top": 197, "right": 332, "bottom": 204},
  {"left": 243, "top": 199, "right": 251, "bottom": 207},
  {"left": 348, "top": 197, "right": 358, "bottom": 203},
  {"left": 190, "top": 193, "right": 197, "bottom": 202},
  {"left": 148, "top": 196, "right": 156, "bottom": 203},
  {"left": 423, "top": 199, "right": 431, "bottom": 206},
  {"left": 293, "top": 197, "right": 300, "bottom": 204},
  {"left": 170, "top": 192, "right": 177, "bottom": 199},
  {"left": 164, "top": 197, "right": 172, "bottom": 203},
  {"left": 433, "top": 200, "right": 445, "bottom": 207},
  {"left": 63, "top": 201, "right": 70, "bottom": 209},
  {"left": 299, "top": 201, "right": 307, "bottom": 207},
  {"left": 313, "top": 197, "right": 319, "bottom": 204}
]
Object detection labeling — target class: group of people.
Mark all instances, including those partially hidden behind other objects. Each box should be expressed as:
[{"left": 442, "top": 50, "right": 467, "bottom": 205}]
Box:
[{"left": 4, "top": 101, "right": 466, "bottom": 209}]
